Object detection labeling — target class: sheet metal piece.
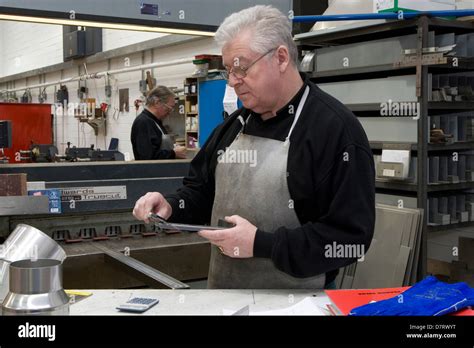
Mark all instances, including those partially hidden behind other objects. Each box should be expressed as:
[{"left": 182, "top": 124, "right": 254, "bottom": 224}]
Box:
[
  {"left": 148, "top": 213, "right": 232, "bottom": 232},
  {"left": 0, "top": 195, "right": 50, "bottom": 216},
  {"left": 351, "top": 204, "right": 422, "bottom": 288},
  {"left": 231, "top": 305, "right": 250, "bottom": 316}
]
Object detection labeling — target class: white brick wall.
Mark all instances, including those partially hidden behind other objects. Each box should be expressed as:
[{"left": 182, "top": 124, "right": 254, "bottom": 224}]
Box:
[
  {"left": 0, "top": 21, "right": 63, "bottom": 77},
  {"left": 102, "top": 29, "right": 167, "bottom": 51},
  {"left": 0, "top": 21, "right": 221, "bottom": 159},
  {"left": 0, "top": 22, "right": 171, "bottom": 77}
]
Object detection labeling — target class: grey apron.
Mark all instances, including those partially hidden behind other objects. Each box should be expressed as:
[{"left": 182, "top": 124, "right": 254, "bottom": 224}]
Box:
[
  {"left": 208, "top": 86, "right": 326, "bottom": 289},
  {"left": 154, "top": 121, "right": 174, "bottom": 151}
]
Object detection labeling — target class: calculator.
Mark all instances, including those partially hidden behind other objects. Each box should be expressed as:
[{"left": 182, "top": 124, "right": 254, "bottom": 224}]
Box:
[{"left": 116, "top": 297, "right": 160, "bottom": 313}]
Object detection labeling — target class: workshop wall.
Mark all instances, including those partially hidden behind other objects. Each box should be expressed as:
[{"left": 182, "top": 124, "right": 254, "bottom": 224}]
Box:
[
  {"left": 102, "top": 29, "right": 167, "bottom": 51},
  {"left": 0, "top": 23, "right": 4, "bottom": 77},
  {"left": 0, "top": 21, "right": 221, "bottom": 159},
  {"left": 0, "top": 20, "right": 167, "bottom": 77},
  {"left": 0, "top": 21, "right": 63, "bottom": 77}
]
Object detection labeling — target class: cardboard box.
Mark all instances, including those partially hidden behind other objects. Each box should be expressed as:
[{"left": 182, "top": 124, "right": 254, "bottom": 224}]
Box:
[{"left": 0, "top": 173, "right": 27, "bottom": 196}]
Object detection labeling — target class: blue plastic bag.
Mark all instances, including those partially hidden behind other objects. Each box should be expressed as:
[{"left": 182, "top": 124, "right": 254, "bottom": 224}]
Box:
[{"left": 349, "top": 276, "right": 474, "bottom": 316}]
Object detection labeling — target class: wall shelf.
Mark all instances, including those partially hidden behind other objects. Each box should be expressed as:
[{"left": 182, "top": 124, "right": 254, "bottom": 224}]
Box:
[
  {"left": 428, "top": 181, "right": 474, "bottom": 192},
  {"left": 375, "top": 180, "right": 417, "bottom": 192},
  {"left": 428, "top": 220, "right": 474, "bottom": 232},
  {"left": 428, "top": 101, "right": 474, "bottom": 110},
  {"left": 370, "top": 141, "right": 474, "bottom": 152}
]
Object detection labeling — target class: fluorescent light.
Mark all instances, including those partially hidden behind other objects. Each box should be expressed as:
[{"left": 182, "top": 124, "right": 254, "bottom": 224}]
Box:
[{"left": 0, "top": 14, "right": 215, "bottom": 37}]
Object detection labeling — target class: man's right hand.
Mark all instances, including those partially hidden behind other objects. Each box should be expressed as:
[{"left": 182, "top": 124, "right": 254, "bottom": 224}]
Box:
[
  {"left": 133, "top": 192, "right": 172, "bottom": 223},
  {"left": 174, "top": 145, "right": 187, "bottom": 159}
]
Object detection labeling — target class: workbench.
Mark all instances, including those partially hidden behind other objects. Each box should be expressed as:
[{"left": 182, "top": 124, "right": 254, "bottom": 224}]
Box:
[
  {"left": 70, "top": 289, "right": 331, "bottom": 315},
  {"left": 0, "top": 160, "right": 212, "bottom": 290}
]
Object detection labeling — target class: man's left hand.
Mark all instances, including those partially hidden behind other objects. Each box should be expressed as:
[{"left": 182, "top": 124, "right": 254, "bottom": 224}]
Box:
[{"left": 198, "top": 215, "right": 257, "bottom": 258}]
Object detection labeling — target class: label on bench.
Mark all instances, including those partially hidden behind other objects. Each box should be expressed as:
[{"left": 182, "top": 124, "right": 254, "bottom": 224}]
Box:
[{"left": 60, "top": 186, "right": 127, "bottom": 202}]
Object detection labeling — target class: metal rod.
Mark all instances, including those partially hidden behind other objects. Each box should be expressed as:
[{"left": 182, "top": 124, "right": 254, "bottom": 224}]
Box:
[
  {"left": 157, "top": 222, "right": 227, "bottom": 232},
  {"left": 293, "top": 9, "right": 474, "bottom": 23},
  {"left": 92, "top": 243, "right": 190, "bottom": 289},
  {"left": 1, "top": 58, "right": 192, "bottom": 94},
  {"left": 418, "top": 16, "right": 430, "bottom": 281}
]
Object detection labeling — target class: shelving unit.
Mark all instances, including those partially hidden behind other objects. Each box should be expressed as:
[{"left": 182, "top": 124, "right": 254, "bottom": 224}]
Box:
[
  {"left": 183, "top": 74, "right": 228, "bottom": 151},
  {"left": 296, "top": 16, "right": 474, "bottom": 279},
  {"left": 184, "top": 77, "right": 199, "bottom": 150}
]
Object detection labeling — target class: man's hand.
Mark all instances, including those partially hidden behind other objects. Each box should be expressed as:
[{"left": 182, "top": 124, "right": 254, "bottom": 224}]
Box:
[
  {"left": 198, "top": 215, "right": 257, "bottom": 258},
  {"left": 133, "top": 192, "right": 172, "bottom": 223},
  {"left": 174, "top": 145, "right": 187, "bottom": 159}
]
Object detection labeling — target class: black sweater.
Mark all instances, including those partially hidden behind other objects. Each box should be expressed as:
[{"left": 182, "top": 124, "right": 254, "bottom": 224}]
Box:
[
  {"left": 131, "top": 109, "right": 175, "bottom": 160},
  {"left": 165, "top": 73, "right": 375, "bottom": 283}
]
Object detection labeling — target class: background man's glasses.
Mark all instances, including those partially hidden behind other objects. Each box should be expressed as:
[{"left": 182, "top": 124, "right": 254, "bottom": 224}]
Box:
[{"left": 163, "top": 103, "right": 175, "bottom": 112}]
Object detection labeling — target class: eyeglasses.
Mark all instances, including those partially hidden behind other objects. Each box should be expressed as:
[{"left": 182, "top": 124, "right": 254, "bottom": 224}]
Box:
[
  {"left": 221, "top": 48, "right": 277, "bottom": 81},
  {"left": 162, "top": 103, "right": 175, "bottom": 112}
]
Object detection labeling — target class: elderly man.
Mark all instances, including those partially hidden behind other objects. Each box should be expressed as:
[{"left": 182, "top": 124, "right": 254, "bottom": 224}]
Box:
[
  {"left": 131, "top": 86, "right": 187, "bottom": 160},
  {"left": 133, "top": 5, "right": 375, "bottom": 289}
]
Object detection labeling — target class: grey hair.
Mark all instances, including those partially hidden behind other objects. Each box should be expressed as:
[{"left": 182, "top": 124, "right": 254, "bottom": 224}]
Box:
[
  {"left": 214, "top": 5, "right": 298, "bottom": 66},
  {"left": 146, "top": 85, "right": 175, "bottom": 106}
]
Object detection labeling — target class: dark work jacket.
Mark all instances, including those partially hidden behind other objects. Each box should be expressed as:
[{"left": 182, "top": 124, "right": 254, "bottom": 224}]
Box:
[
  {"left": 131, "top": 109, "right": 175, "bottom": 160},
  {"left": 165, "top": 73, "right": 375, "bottom": 284}
]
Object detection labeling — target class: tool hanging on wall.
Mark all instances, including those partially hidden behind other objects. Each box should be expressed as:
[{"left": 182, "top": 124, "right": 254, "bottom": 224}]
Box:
[
  {"left": 146, "top": 71, "right": 156, "bottom": 91},
  {"left": 7, "top": 92, "right": 18, "bottom": 103},
  {"left": 20, "top": 89, "right": 32, "bottom": 103},
  {"left": 119, "top": 88, "right": 129, "bottom": 112},
  {"left": 134, "top": 99, "right": 143, "bottom": 115},
  {"left": 38, "top": 87, "right": 47, "bottom": 103},
  {"left": 56, "top": 85, "right": 69, "bottom": 105},
  {"left": 105, "top": 85, "right": 112, "bottom": 98},
  {"left": 139, "top": 71, "right": 156, "bottom": 96},
  {"left": 78, "top": 86, "right": 88, "bottom": 100},
  {"left": 100, "top": 103, "right": 109, "bottom": 115}
]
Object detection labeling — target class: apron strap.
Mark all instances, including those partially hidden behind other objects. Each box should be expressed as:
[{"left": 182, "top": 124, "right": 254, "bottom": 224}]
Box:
[
  {"left": 285, "top": 85, "right": 310, "bottom": 143},
  {"left": 237, "top": 115, "right": 246, "bottom": 127},
  {"left": 146, "top": 108, "right": 166, "bottom": 135},
  {"left": 233, "top": 113, "right": 251, "bottom": 142},
  {"left": 154, "top": 120, "right": 165, "bottom": 135}
]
